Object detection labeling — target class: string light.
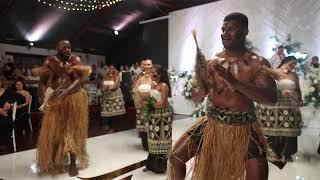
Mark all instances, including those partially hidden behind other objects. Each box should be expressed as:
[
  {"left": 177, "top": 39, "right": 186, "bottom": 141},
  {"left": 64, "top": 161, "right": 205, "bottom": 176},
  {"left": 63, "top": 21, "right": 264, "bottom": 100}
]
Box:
[{"left": 36, "top": 0, "right": 122, "bottom": 12}]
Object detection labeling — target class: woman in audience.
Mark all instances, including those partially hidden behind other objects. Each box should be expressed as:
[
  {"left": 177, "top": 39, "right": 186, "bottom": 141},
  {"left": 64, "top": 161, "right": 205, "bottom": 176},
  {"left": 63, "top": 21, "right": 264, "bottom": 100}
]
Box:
[
  {"left": 13, "top": 80, "right": 31, "bottom": 136},
  {"left": 0, "top": 80, "right": 15, "bottom": 154},
  {"left": 132, "top": 59, "right": 153, "bottom": 150},
  {"left": 144, "top": 64, "right": 172, "bottom": 173},
  {"left": 257, "top": 56, "right": 303, "bottom": 165},
  {"left": 100, "top": 65, "right": 126, "bottom": 132}
]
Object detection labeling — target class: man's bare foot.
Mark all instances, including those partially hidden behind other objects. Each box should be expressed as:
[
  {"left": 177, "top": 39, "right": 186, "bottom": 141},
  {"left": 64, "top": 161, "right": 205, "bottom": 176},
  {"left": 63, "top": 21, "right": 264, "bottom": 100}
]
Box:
[
  {"left": 69, "top": 153, "right": 78, "bottom": 177},
  {"left": 69, "top": 163, "right": 78, "bottom": 177},
  {"left": 142, "top": 167, "right": 149, "bottom": 172}
]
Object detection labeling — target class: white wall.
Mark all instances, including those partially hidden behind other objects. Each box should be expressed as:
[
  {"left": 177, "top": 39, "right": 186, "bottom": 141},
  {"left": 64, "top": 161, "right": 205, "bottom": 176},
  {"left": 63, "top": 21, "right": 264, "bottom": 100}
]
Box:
[
  {"left": 169, "top": 0, "right": 320, "bottom": 72},
  {"left": 0, "top": 43, "right": 106, "bottom": 67}
]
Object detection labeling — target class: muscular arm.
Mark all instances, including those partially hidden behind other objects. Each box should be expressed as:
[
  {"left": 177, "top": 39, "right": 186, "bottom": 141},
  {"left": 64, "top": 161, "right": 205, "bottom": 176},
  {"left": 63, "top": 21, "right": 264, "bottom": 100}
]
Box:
[
  {"left": 233, "top": 59, "right": 277, "bottom": 104},
  {"left": 60, "top": 56, "right": 82, "bottom": 96},
  {"left": 38, "top": 59, "right": 50, "bottom": 104},
  {"left": 191, "top": 60, "right": 213, "bottom": 103},
  {"left": 62, "top": 76, "right": 81, "bottom": 96}
]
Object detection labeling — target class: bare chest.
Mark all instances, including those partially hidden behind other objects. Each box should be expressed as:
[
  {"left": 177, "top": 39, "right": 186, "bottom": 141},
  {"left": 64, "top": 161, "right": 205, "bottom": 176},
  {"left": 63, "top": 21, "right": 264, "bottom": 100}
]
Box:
[{"left": 209, "top": 58, "right": 257, "bottom": 86}]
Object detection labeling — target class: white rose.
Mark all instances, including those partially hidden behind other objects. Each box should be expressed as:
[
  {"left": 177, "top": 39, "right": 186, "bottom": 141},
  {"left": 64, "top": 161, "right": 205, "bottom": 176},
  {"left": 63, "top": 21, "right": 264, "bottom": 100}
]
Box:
[
  {"left": 310, "top": 87, "right": 316, "bottom": 92},
  {"left": 313, "top": 79, "right": 319, "bottom": 84},
  {"left": 312, "top": 97, "right": 316, "bottom": 101},
  {"left": 185, "top": 92, "right": 190, "bottom": 97}
]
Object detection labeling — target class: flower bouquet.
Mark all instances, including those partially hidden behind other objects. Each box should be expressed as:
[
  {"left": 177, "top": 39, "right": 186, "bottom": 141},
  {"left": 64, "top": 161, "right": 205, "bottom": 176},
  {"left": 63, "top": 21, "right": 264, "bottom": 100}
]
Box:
[
  {"left": 303, "top": 67, "right": 320, "bottom": 109},
  {"left": 142, "top": 96, "right": 157, "bottom": 116}
]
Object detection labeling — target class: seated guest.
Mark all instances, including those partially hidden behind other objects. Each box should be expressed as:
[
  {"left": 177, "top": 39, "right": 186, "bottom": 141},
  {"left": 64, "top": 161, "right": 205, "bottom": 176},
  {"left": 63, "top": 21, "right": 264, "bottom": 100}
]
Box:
[
  {"left": 0, "top": 80, "right": 15, "bottom": 154},
  {"left": 13, "top": 80, "right": 31, "bottom": 136}
]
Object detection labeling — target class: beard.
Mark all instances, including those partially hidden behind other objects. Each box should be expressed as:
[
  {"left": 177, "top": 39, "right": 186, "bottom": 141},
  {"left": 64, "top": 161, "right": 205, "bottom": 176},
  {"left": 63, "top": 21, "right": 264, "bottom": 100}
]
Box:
[
  {"left": 312, "top": 63, "right": 319, "bottom": 68},
  {"left": 58, "top": 51, "right": 70, "bottom": 61}
]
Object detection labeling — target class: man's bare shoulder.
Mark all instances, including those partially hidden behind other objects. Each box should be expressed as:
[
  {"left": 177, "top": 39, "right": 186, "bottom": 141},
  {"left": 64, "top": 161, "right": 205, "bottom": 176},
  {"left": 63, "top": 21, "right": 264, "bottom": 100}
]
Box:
[
  {"left": 247, "top": 51, "right": 271, "bottom": 68},
  {"left": 45, "top": 55, "right": 58, "bottom": 62},
  {"left": 44, "top": 56, "right": 59, "bottom": 66},
  {"left": 70, "top": 55, "right": 81, "bottom": 65},
  {"left": 207, "top": 51, "right": 225, "bottom": 65}
]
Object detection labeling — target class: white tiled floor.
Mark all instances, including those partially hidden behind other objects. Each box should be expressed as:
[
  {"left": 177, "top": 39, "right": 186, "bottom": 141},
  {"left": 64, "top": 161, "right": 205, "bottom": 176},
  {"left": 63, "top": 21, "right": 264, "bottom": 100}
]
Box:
[
  {"left": 1, "top": 116, "right": 320, "bottom": 180},
  {"left": 0, "top": 118, "right": 194, "bottom": 180}
]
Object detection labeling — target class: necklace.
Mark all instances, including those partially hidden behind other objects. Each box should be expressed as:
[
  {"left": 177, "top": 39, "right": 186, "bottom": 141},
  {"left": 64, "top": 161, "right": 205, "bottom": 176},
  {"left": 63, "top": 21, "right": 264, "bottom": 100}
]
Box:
[
  {"left": 60, "top": 61, "right": 70, "bottom": 68},
  {"left": 281, "top": 67, "right": 295, "bottom": 74}
]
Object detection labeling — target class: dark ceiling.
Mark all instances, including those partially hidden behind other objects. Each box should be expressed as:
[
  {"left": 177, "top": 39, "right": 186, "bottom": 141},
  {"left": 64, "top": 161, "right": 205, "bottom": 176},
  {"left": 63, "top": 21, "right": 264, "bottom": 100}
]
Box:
[{"left": 0, "top": 0, "right": 217, "bottom": 54}]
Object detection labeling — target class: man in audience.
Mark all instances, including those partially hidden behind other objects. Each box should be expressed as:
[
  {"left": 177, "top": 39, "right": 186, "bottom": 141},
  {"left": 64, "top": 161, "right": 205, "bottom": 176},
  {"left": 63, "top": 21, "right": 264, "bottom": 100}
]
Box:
[
  {"left": 310, "top": 56, "right": 319, "bottom": 68},
  {"left": 270, "top": 45, "right": 285, "bottom": 68}
]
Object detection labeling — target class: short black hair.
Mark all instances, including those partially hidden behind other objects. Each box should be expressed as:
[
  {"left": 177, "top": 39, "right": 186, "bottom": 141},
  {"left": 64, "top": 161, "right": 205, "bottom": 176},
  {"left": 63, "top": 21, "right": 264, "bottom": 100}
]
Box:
[{"left": 224, "top": 12, "right": 248, "bottom": 28}]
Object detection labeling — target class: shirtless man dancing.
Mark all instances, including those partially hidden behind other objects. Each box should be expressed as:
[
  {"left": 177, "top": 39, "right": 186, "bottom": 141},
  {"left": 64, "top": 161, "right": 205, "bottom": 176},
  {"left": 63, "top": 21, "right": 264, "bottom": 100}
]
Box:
[
  {"left": 36, "top": 40, "right": 91, "bottom": 176},
  {"left": 168, "top": 12, "right": 277, "bottom": 180}
]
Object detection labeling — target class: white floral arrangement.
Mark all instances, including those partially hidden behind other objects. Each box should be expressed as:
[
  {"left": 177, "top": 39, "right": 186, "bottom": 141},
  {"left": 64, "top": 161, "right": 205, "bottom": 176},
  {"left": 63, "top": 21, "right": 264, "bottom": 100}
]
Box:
[
  {"left": 178, "top": 71, "right": 188, "bottom": 78},
  {"left": 192, "top": 97, "right": 207, "bottom": 119},
  {"left": 168, "top": 68, "right": 178, "bottom": 82},
  {"left": 302, "top": 67, "right": 320, "bottom": 109},
  {"left": 181, "top": 74, "right": 194, "bottom": 100},
  {"left": 168, "top": 68, "right": 189, "bottom": 82}
]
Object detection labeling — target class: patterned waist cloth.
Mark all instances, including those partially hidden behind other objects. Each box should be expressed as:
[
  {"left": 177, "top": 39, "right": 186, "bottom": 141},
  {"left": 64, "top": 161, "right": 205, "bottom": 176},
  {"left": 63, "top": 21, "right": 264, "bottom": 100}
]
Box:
[{"left": 206, "top": 100, "right": 256, "bottom": 125}]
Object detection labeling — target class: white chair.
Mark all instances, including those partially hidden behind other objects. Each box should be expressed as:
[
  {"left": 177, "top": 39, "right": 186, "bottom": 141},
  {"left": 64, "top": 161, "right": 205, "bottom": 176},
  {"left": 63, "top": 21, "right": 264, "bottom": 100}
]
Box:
[
  {"left": 12, "top": 102, "right": 17, "bottom": 152},
  {"left": 28, "top": 96, "right": 33, "bottom": 133}
]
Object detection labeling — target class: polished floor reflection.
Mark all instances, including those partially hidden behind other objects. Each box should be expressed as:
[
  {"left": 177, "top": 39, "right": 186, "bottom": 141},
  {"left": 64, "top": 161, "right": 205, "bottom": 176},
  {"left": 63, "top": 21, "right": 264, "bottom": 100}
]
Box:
[{"left": 0, "top": 117, "right": 319, "bottom": 180}]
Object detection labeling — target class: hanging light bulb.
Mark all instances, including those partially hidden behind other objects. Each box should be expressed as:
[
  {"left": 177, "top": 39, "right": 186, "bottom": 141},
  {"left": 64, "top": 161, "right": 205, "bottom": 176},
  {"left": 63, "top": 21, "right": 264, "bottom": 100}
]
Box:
[{"left": 36, "top": 0, "right": 123, "bottom": 12}]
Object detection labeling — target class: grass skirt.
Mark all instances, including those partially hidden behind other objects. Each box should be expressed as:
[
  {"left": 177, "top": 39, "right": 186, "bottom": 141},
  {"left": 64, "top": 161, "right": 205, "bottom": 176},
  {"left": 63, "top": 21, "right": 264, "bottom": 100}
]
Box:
[
  {"left": 36, "top": 89, "right": 89, "bottom": 174},
  {"left": 169, "top": 104, "right": 268, "bottom": 180}
]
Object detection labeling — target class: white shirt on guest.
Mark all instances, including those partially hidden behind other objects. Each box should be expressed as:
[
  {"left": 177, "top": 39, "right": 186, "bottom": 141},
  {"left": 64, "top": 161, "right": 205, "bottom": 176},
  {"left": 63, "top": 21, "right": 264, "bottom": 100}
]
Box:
[{"left": 270, "top": 53, "right": 285, "bottom": 69}]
